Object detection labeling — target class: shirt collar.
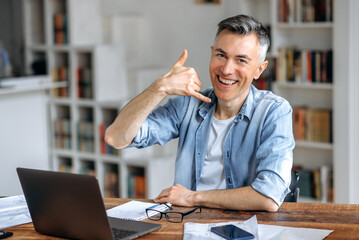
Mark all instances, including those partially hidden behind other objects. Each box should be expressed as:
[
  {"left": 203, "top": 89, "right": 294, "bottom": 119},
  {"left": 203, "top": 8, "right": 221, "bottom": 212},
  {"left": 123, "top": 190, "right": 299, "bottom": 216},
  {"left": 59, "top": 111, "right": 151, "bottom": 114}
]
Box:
[
  {"left": 236, "top": 85, "right": 256, "bottom": 121},
  {"left": 197, "top": 85, "right": 258, "bottom": 121},
  {"left": 198, "top": 88, "right": 216, "bottom": 118}
]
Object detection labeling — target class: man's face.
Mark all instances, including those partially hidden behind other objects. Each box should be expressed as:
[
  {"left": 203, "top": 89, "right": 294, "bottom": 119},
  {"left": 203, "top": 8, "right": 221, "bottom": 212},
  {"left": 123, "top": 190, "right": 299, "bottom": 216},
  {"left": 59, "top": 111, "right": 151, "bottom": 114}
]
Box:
[{"left": 209, "top": 29, "right": 267, "bottom": 104}]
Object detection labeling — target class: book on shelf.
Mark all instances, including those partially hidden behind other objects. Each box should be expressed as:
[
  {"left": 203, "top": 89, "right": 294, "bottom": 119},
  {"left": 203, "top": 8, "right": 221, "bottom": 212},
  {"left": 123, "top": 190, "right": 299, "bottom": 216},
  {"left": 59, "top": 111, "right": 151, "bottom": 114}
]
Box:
[
  {"left": 80, "top": 164, "right": 96, "bottom": 176},
  {"left": 276, "top": 47, "right": 332, "bottom": 84},
  {"left": 99, "top": 123, "right": 119, "bottom": 155},
  {"left": 77, "top": 121, "right": 94, "bottom": 153},
  {"left": 292, "top": 106, "right": 332, "bottom": 143},
  {"left": 77, "top": 67, "right": 93, "bottom": 99},
  {"left": 52, "top": 66, "right": 69, "bottom": 97},
  {"left": 128, "top": 174, "right": 146, "bottom": 199},
  {"left": 54, "top": 13, "right": 68, "bottom": 44},
  {"left": 54, "top": 119, "right": 71, "bottom": 149},
  {"left": 253, "top": 56, "right": 276, "bottom": 91},
  {"left": 104, "top": 171, "right": 119, "bottom": 198},
  {"left": 59, "top": 162, "right": 73, "bottom": 173},
  {"left": 295, "top": 165, "right": 333, "bottom": 202},
  {"left": 253, "top": 76, "right": 268, "bottom": 91},
  {"left": 278, "top": 0, "right": 333, "bottom": 23}
]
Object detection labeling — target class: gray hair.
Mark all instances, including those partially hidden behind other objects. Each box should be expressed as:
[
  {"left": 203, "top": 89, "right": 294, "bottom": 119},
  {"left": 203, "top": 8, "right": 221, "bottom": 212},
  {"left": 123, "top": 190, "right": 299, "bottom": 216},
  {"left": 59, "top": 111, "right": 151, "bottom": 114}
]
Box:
[{"left": 215, "top": 15, "right": 270, "bottom": 63}]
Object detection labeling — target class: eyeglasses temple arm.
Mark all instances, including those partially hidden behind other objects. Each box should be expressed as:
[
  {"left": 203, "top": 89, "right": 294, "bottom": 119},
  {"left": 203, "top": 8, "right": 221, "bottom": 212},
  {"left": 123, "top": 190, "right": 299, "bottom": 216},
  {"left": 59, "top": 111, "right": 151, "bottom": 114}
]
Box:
[
  {"left": 164, "top": 203, "right": 173, "bottom": 210},
  {"left": 182, "top": 206, "right": 202, "bottom": 216}
]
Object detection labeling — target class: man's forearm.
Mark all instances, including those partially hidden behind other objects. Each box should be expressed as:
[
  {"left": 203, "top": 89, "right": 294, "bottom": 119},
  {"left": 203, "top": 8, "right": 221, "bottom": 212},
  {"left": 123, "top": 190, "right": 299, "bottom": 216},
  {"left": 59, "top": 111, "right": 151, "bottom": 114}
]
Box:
[
  {"left": 105, "top": 49, "right": 210, "bottom": 149},
  {"left": 193, "top": 186, "right": 279, "bottom": 212},
  {"left": 154, "top": 184, "right": 279, "bottom": 212},
  {"left": 105, "top": 87, "right": 166, "bottom": 149}
]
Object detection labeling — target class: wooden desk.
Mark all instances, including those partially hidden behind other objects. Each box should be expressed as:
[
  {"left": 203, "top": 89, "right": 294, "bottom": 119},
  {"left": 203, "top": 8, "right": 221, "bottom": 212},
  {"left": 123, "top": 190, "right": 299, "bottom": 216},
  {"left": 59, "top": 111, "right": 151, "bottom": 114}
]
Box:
[{"left": 4, "top": 199, "right": 359, "bottom": 239}]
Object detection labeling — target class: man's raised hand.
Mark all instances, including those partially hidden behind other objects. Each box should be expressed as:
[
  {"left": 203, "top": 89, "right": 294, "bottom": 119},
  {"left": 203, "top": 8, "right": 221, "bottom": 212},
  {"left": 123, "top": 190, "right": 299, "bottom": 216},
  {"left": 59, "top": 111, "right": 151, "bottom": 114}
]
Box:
[{"left": 152, "top": 49, "right": 211, "bottom": 103}]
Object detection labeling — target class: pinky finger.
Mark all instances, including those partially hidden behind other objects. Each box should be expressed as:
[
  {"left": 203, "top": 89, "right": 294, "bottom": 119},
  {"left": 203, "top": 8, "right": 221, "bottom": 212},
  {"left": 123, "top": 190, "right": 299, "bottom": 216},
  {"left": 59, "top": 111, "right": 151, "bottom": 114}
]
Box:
[
  {"left": 154, "top": 196, "right": 170, "bottom": 204},
  {"left": 192, "top": 92, "right": 211, "bottom": 103}
]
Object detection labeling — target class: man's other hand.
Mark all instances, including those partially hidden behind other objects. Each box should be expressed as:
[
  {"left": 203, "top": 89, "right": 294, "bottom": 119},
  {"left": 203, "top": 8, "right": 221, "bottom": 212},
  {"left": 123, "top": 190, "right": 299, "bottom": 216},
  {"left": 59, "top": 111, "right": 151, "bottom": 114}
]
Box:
[{"left": 153, "top": 184, "right": 196, "bottom": 207}]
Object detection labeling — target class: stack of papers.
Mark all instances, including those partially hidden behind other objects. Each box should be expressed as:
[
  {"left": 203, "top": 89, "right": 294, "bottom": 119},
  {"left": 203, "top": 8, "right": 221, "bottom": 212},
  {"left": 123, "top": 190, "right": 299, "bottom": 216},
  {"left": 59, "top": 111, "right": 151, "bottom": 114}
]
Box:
[
  {"left": 106, "top": 200, "right": 171, "bottom": 221},
  {"left": 0, "top": 195, "right": 32, "bottom": 230}
]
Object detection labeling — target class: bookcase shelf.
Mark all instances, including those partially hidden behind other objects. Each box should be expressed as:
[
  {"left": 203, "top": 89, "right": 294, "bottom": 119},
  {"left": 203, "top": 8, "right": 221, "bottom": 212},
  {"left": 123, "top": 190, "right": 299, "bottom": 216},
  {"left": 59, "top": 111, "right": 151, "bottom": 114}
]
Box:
[
  {"left": 273, "top": 82, "right": 333, "bottom": 90},
  {"left": 23, "top": 0, "right": 176, "bottom": 199},
  {"left": 277, "top": 22, "right": 333, "bottom": 29},
  {"left": 295, "top": 140, "right": 333, "bottom": 150},
  {"left": 270, "top": 0, "right": 334, "bottom": 203}
]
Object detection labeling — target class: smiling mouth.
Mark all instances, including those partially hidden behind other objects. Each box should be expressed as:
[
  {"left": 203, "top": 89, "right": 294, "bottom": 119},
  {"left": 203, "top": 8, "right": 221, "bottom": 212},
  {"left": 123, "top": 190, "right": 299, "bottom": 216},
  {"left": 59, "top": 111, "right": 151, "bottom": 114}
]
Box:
[{"left": 218, "top": 76, "right": 238, "bottom": 85}]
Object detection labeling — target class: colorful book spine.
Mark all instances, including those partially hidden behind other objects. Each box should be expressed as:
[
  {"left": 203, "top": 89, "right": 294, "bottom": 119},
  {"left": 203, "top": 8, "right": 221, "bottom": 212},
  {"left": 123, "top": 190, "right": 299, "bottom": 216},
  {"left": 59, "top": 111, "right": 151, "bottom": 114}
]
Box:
[
  {"left": 104, "top": 171, "right": 119, "bottom": 198},
  {"left": 292, "top": 107, "right": 332, "bottom": 143},
  {"left": 77, "top": 67, "right": 93, "bottom": 99},
  {"left": 54, "top": 119, "right": 71, "bottom": 149},
  {"left": 295, "top": 165, "right": 333, "bottom": 202},
  {"left": 54, "top": 13, "right": 68, "bottom": 44},
  {"left": 52, "top": 66, "right": 69, "bottom": 97},
  {"left": 278, "top": 0, "right": 333, "bottom": 23},
  {"left": 276, "top": 48, "right": 332, "bottom": 84},
  {"left": 99, "top": 123, "right": 119, "bottom": 155},
  {"left": 59, "top": 161, "right": 73, "bottom": 173},
  {"left": 127, "top": 173, "right": 146, "bottom": 199},
  {"left": 77, "top": 121, "right": 94, "bottom": 153}
]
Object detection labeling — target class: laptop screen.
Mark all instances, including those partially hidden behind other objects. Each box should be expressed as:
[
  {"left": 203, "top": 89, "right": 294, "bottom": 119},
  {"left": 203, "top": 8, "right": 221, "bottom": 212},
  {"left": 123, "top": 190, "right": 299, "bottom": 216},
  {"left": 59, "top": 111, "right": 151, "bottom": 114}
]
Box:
[{"left": 17, "top": 168, "right": 114, "bottom": 240}]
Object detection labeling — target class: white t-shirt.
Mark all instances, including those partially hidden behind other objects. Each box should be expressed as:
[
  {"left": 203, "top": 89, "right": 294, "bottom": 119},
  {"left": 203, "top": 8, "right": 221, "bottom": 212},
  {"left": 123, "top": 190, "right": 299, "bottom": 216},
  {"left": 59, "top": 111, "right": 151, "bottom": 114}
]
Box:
[{"left": 196, "top": 115, "right": 236, "bottom": 191}]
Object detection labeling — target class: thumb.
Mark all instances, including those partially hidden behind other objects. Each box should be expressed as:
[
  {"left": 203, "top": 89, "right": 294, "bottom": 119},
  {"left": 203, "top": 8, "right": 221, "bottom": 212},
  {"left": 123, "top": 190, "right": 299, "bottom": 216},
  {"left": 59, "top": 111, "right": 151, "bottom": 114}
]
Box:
[{"left": 172, "top": 49, "right": 188, "bottom": 68}]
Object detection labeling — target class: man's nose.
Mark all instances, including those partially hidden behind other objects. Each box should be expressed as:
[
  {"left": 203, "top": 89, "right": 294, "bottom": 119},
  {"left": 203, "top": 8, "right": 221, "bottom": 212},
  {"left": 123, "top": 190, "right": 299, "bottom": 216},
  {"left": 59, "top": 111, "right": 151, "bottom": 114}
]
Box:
[{"left": 221, "top": 59, "right": 235, "bottom": 74}]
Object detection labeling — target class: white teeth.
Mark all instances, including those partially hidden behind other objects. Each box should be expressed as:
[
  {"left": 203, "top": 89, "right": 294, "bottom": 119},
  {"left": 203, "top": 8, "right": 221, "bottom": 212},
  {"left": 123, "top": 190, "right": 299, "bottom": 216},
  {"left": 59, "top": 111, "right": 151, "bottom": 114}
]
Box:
[{"left": 219, "top": 77, "right": 237, "bottom": 85}]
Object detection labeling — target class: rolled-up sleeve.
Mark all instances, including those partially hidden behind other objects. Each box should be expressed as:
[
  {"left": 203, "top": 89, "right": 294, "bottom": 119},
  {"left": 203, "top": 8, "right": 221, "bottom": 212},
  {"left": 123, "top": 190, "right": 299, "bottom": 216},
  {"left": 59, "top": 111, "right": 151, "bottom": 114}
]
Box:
[
  {"left": 129, "top": 96, "right": 189, "bottom": 148},
  {"left": 251, "top": 100, "right": 295, "bottom": 206}
]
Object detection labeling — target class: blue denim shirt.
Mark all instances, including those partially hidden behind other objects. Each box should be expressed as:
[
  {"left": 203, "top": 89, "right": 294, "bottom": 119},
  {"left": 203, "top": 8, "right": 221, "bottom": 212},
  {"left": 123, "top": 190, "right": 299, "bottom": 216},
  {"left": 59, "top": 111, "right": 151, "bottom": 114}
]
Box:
[{"left": 129, "top": 85, "right": 295, "bottom": 205}]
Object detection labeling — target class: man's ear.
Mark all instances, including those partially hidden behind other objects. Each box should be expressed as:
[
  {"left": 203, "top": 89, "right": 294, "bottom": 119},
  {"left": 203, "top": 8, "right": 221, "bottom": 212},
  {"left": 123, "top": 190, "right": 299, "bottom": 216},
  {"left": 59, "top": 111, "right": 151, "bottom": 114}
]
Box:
[{"left": 254, "top": 60, "right": 268, "bottom": 80}]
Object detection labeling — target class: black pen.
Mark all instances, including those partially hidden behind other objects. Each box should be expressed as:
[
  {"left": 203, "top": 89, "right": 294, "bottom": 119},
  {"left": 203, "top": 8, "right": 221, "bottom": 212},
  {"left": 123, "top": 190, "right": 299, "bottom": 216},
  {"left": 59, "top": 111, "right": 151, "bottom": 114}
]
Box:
[{"left": 0, "top": 231, "right": 13, "bottom": 239}]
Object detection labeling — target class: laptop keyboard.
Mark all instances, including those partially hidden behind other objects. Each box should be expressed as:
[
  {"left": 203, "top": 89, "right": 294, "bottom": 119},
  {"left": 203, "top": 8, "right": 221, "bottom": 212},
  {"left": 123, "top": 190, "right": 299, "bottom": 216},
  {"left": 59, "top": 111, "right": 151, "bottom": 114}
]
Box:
[{"left": 111, "top": 228, "right": 138, "bottom": 239}]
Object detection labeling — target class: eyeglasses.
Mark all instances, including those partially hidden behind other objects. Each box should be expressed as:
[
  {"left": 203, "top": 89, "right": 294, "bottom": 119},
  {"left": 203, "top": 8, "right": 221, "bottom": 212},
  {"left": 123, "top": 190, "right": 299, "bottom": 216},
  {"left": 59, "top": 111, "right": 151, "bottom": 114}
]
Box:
[{"left": 146, "top": 204, "right": 202, "bottom": 223}]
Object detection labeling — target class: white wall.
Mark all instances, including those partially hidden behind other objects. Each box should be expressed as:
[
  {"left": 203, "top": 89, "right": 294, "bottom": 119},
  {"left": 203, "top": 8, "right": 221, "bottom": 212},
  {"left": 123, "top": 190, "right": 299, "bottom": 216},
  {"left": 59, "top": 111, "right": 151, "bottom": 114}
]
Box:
[
  {"left": 101, "top": 0, "right": 273, "bottom": 91},
  {"left": 333, "top": 0, "right": 359, "bottom": 204},
  {"left": 101, "top": 0, "right": 251, "bottom": 90},
  {"left": 0, "top": 90, "right": 50, "bottom": 196}
]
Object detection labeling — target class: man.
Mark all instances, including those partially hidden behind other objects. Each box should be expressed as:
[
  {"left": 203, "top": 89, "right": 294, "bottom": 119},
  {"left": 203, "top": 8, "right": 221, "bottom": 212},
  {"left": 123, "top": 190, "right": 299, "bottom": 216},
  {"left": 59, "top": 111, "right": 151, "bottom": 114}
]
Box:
[{"left": 105, "top": 15, "right": 294, "bottom": 212}]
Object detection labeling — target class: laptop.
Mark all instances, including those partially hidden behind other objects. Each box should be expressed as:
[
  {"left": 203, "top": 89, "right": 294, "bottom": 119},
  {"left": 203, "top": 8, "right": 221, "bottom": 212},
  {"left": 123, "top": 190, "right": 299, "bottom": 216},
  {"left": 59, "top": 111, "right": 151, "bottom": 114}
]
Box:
[{"left": 16, "top": 167, "right": 161, "bottom": 240}]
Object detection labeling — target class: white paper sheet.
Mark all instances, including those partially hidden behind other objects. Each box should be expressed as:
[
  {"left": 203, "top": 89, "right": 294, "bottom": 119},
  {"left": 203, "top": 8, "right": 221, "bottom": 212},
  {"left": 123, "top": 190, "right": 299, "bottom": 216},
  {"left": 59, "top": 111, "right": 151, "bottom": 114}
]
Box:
[
  {"left": 106, "top": 200, "right": 171, "bottom": 221},
  {"left": 0, "top": 195, "right": 32, "bottom": 230},
  {"left": 183, "top": 215, "right": 333, "bottom": 240},
  {"left": 183, "top": 215, "right": 259, "bottom": 240},
  {"left": 258, "top": 224, "right": 333, "bottom": 240}
]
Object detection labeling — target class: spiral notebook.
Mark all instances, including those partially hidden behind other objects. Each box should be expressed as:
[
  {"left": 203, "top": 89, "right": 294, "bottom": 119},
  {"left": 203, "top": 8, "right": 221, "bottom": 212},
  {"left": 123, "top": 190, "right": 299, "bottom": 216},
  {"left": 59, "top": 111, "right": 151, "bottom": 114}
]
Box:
[{"left": 106, "top": 200, "right": 171, "bottom": 220}]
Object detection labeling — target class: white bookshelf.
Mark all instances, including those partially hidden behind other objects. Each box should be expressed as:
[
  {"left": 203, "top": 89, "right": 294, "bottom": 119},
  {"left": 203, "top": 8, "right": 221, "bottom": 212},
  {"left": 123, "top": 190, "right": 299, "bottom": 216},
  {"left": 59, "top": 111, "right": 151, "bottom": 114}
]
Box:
[
  {"left": 22, "top": 0, "right": 176, "bottom": 199},
  {"left": 277, "top": 22, "right": 333, "bottom": 29},
  {"left": 227, "top": 0, "right": 338, "bottom": 203},
  {"left": 269, "top": 0, "right": 335, "bottom": 203}
]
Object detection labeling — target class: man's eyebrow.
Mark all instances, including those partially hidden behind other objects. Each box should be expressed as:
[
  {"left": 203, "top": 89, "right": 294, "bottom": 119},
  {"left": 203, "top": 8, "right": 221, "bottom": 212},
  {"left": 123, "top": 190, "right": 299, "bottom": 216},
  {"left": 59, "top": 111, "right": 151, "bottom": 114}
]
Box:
[{"left": 214, "top": 48, "right": 252, "bottom": 62}]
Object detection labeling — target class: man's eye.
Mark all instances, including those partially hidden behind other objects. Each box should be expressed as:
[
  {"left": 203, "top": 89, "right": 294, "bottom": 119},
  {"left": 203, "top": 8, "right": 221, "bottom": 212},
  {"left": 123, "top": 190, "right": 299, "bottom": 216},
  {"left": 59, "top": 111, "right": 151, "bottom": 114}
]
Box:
[
  {"left": 217, "top": 53, "right": 225, "bottom": 58},
  {"left": 238, "top": 59, "right": 246, "bottom": 63}
]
